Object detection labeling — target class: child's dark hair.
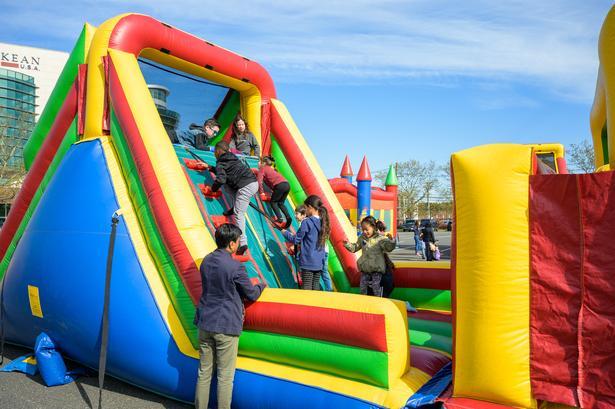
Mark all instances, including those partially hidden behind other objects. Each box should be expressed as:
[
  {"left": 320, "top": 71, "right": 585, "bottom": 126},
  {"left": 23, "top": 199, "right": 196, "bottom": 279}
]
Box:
[
  {"left": 304, "top": 195, "right": 330, "bottom": 249},
  {"left": 215, "top": 140, "right": 230, "bottom": 153},
  {"left": 233, "top": 114, "right": 250, "bottom": 137},
  {"left": 204, "top": 118, "right": 220, "bottom": 129},
  {"left": 376, "top": 220, "right": 387, "bottom": 232},
  {"left": 361, "top": 215, "right": 378, "bottom": 230},
  {"left": 295, "top": 204, "right": 307, "bottom": 216},
  {"left": 215, "top": 223, "right": 242, "bottom": 248},
  {"left": 260, "top": 155, "right": 275, "bottom": 166}
]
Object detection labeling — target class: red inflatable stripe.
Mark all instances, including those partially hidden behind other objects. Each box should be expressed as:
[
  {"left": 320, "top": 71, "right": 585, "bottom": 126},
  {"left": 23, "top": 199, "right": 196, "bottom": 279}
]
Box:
[
  {"left": 0, "top": 85, "right": 77, "bottom": 262},
  {"left": 108, "top": 60, "right": 201, "bottom": 304},
  {"left": 108, "top": 14, "right": 275, "bottom": 100},
  {"left": 410, "top": 309, "right": 452, "bottom": 323},
  {"left": 244, "top": 301, "right": 388, "bottom": 352},
  {"left": 394, "top": 267, "right": 451, "bottom": 290},
  {"left": 270, "top": 105, "right": 361, "bottom": 285},
  {"left": 410, "top": 346, "right": 451, "bottom": 376}
]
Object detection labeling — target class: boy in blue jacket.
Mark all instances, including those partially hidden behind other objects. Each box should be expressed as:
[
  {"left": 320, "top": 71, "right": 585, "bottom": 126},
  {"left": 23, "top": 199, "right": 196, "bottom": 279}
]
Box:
[{"left": 194, "top": 223, "right": 265, "bottom": 409}]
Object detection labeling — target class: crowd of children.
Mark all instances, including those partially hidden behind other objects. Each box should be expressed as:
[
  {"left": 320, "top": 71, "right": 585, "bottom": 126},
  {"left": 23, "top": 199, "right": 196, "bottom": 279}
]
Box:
[
  {"left": 194, "top": 115, "right": 405, "bottom": 409},
  {"left": 196, "top": 114, "right": 399, "bottom": 296}
]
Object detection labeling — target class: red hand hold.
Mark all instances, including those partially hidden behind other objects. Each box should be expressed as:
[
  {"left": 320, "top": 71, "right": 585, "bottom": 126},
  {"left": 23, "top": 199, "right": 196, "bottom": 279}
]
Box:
[
  {"left": 183, "top": 158, "right": 208, "bottom": 171},
  {"left": 199, "top": 184, "right": 222, "bottom": 198}
]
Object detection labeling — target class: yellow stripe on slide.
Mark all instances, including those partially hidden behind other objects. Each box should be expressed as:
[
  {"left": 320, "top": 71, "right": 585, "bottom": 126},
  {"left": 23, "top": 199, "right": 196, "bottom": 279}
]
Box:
[
  {"left": 258, "top": 288, "right": 410, "bottom": 388},
  {"left": 237, "top": 356, "right": 430, "bottom": 409},
  {"left": 270, "top": 99, "right": 357, "bottom": 242},
  {"left": 108, "top": 49, "right": 215, "bottom": 267},
  {"left": 393, "top": 260, "right": 451, "bottom": 269},
  {"left": 84, "top": 14, "right": 129, "bottom": 139},
  {"left": 100, "top": 137, "right": 198, "bottom": 358}
]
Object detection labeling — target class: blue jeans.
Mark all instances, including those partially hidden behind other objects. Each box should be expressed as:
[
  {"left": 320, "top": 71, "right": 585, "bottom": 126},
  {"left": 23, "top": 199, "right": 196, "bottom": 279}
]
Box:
[
  {"left": 321, "top": 252, "right": 333, "bottom": 291},
  {"left": 414, "top": 236, "right": 425, "bottom": 258}
]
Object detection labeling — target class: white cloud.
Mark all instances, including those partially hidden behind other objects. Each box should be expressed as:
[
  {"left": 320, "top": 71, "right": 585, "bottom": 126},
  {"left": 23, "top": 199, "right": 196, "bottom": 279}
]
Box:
[{"left": 0, "top": 0, "right": 611, "bottom": 101}]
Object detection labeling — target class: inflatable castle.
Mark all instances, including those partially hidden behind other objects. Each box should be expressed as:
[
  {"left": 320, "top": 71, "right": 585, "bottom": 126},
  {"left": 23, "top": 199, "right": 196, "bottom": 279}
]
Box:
[
  {"left": 329, "top": 156, "right": 398, "bottom": 236},
  {"left": 0, "top": 9, "right": 613, "bottom": 409}
]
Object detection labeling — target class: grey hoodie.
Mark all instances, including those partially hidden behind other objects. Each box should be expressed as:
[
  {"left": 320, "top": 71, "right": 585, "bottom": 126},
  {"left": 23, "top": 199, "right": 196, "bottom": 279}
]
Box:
[{"left": 230, "top": 132, "right": 261, "bottom": 156}]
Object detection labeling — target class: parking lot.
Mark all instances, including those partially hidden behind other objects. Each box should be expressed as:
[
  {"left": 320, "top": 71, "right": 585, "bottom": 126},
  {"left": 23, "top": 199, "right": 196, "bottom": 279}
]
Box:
[{"left": 391, "top": 230, "right": 451, "bottom": 261}]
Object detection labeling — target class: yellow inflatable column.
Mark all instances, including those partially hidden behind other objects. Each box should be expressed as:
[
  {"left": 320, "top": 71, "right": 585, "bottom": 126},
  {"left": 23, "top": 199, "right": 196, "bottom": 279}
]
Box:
[{"left": 451, "top": 144, "right": 535, "bottom": 408}]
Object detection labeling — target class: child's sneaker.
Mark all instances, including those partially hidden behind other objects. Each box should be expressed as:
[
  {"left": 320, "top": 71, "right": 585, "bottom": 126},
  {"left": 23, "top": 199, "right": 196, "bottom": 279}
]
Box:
[
  {"left": 236, "top": 245, "right": 248, "bottom": 255},
  {"left": 272, "top": 219, "right": 286, "bottom": 230},
  {"left": 405, "top": 301, "right": 417, "bottom": 313},
  {"left": 223, "top": 207, "right": 234, "bottom": 217}
]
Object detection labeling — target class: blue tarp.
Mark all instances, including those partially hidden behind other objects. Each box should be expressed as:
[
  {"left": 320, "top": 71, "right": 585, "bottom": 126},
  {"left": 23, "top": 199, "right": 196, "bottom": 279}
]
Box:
[{"left": 404, "top": 362, "right": 452, "bottom": 408}]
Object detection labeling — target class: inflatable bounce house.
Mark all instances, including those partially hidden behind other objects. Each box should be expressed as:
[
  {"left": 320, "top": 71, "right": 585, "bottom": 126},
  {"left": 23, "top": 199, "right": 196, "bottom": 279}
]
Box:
[
  {"left": 0, "top": 9, "right": 613, "bottom": 409},
  {"left": 329, "top": 156, "right": 398, "bottom": 236}
]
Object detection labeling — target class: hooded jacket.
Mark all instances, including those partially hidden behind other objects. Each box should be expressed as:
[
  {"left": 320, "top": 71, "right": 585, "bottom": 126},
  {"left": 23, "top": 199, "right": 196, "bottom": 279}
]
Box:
[
  {"left": 211, "top": 152, "right": 257, "bottom": 192},
  {"left": 283, "top": 216, "right": 325, "bottom": 270},
  {"left": 345, "top": 233, "right": 396, "bottom": 274},
  {"left": 178, "top": 123, "right": 209, "bottom": 150}
]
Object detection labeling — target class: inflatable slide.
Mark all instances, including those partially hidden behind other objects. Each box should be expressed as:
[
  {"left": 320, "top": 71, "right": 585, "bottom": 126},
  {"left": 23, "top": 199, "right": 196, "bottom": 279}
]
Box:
[{"left": 0, "top": 14, "right": 451, "bottom": 408}]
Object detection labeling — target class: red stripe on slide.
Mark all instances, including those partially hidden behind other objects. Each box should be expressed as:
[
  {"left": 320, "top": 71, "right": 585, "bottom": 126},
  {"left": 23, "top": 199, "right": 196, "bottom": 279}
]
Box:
[
  {"left": 410, "top": 309, "right": 452, "bottom": 323},
  {"left": 270, "top": 105, "right": 361, "bottom": 285},
  {"left": 394, "top": 267, "right": 451, "bottom": 290},
  {"left": 0, "top": 84, "right": 77, "bottom": 262},
  {"left": 245, "top": 301, "right": 387, "bottom": 352},
  {"left": 108, "top": 60, "right": 201, "bottom": 304},
  {"left": 410, "top": 346, "right": 451, "bottom": 376}
]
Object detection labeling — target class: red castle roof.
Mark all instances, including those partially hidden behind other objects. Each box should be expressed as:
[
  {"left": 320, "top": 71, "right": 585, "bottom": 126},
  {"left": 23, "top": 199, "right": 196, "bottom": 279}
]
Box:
[
  {"left": 340, "top": 155, "right": 353, "bottom": 177},
  {"left": 356, "top": 156, "right": 372, "bottom": 181}
]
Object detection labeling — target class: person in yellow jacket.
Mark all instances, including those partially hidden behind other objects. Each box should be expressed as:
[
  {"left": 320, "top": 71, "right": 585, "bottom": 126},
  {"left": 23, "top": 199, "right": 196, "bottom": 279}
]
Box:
[{"left": 343, "top": 216, "right": 396, "bottom": 296}]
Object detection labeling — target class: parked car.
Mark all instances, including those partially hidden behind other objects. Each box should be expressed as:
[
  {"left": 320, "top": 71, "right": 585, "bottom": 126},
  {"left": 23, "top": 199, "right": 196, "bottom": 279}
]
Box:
[
  {"left": 438, "top": 218, "right": 453, "bottom": 230},
  {"left": 420, "top": 218, "right": 438, "bottom": 231},
  {"left": 399, "top": 221, "right": 415, "bottom": 232}
]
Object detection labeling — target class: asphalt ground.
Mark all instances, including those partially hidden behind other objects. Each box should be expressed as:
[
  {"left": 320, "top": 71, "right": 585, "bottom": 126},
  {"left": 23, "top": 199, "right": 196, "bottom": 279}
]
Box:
[
  {"left": 0, "top": 343, "right": 191, "bottom": 409},
  {"left": 0, "top": 232, "right": 450, "bottom": 408},
  {"left": 390, "top": 231, "right": 451, "bottom": 261}
]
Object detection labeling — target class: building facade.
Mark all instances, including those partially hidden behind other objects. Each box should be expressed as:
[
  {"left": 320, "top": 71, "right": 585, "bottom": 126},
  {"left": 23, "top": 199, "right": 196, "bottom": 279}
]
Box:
[
  {"left": 0, "top": 68, "right": 37, "bottom": 167},
  {"left": 0, "top": 43, "right": 68, "bottom": 221},
  {"left": 148, "top": 84, "right": 180, "bottom": 133}
]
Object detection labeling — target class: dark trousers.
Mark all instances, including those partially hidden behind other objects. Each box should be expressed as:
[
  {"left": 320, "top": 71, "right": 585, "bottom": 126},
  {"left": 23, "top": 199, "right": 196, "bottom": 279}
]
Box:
[
  {"left": 360, "top": 272, "right": 383, "bottom": 296},
  {"left": 300, "top": 269, "right": 321, "bottom": 290},
  {"left": 424, "top": 241, "right": 434, "bottom": 261},
  {"left": 270, "top": 182, "right": 291, "bottom": 221}
]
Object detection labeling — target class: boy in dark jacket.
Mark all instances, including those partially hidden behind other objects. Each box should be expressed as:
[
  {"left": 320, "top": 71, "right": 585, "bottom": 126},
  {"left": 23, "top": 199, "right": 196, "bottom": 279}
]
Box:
[
  {"left": 205, "top": 141, "right": 259, "bottom": 255},
  {"left": 194, "top": 223, "right": 265, "bottom": 409}
]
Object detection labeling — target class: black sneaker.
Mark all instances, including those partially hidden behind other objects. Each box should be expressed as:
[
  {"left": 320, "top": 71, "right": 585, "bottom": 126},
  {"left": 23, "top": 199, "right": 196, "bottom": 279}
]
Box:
[
  {"left": 223, "top": 207, "right": 234, "bottom": 216},
  {"left": 236, "top": 245, "right": 248, "bottom": 255},
  {"left": 284, "top": 220, "right": 292, "bottom": 229}
]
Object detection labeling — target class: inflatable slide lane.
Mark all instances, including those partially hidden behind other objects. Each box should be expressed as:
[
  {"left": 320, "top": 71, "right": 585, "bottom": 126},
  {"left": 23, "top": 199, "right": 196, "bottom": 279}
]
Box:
[{"left": 0, "top": 14, "right": 450, "bottom": 407}]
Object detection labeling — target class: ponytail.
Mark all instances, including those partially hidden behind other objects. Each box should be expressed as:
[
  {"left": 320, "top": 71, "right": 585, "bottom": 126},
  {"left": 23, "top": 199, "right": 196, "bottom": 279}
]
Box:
[
  {"left": 304, "top": 194, "right": 330, "bottom": 249},
  {"left": 317, "top": 205, "right": 330, "bottom": 249}
]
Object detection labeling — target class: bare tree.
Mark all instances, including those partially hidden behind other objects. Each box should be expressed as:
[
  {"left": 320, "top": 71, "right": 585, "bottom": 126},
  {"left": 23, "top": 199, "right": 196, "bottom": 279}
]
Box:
[
  {"left": 437, "top": 163, "right": 452, "bottom": 202},
  {"left": 0, "top": 111, "right": 29, "bottom": 205},
  {"left": 375, "top": 159, "right": 440, "bottom": 219},
  {"left": 568, "top": 139, "right": 595, "bottom": 173}
]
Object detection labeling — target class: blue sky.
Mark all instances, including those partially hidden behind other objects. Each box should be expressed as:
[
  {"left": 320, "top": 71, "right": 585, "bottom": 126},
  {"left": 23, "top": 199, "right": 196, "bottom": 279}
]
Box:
[{"left": 0, "top": 1, "right": 612, "bottom": 178}]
